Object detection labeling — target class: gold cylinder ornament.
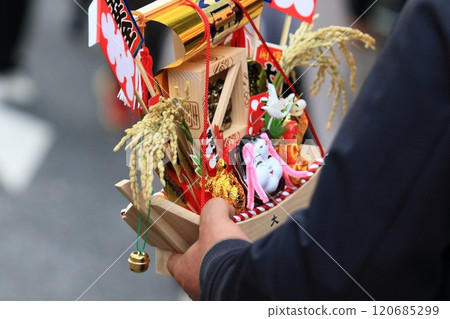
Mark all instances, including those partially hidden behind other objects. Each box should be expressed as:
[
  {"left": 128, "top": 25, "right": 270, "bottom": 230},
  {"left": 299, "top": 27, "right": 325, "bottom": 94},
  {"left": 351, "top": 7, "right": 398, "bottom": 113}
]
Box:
[
  {"left": 134, "top": 0, "right": 263, "bottom": 68},
  {"left": 128, "top": 251, "right": 150, "bottom": 273}
]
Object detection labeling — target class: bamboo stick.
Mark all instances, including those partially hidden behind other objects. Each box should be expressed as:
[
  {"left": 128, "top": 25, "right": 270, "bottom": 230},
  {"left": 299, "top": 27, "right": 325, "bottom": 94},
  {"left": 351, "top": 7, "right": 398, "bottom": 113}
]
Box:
[
  {"left": 279, "top": 15, "right": 292, "bottom": 46},
  {"left": 135, "top": 56, "right": 157, "bottom": 97}
]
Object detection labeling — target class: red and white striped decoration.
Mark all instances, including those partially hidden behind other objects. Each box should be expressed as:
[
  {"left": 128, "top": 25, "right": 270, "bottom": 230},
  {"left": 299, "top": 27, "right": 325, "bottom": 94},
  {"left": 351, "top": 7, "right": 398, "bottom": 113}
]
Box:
[
  {"left": 120, "top": 160, "right": 324, "bottom": 221},
  {"left": 232, "top": 159, "right": 324, "bottom": 223}
]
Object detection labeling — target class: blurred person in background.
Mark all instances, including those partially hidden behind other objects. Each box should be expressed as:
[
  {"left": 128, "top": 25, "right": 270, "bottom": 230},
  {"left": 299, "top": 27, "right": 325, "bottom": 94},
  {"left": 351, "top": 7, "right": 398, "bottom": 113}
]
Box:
[
  {"left": 347, "top": 0, "right": 406, "bottom": 37},
  {"left": 0, "top": 0, "right": 37, "bottom": 105}
]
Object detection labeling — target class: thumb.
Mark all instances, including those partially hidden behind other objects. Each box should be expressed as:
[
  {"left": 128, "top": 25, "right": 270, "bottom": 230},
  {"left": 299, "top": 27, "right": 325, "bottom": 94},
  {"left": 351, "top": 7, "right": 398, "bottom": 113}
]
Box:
[
  {"left": 200, "top": 198, "right": 235, "bottom": 226},
  {"left": 199, "top": 198, "right": 250, "bottom": 245}
]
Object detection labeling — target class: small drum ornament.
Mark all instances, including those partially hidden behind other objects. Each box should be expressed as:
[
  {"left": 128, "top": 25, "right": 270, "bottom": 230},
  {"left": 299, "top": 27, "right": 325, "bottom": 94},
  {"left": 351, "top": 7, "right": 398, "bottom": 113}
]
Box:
[{"left": 128, "top": 251, "right": 150, "bottom": 273}]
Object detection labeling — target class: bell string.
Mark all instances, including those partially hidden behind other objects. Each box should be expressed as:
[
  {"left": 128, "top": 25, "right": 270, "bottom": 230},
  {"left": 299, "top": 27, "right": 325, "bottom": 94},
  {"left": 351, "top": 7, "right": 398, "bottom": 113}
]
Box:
[{"left": 136, "top": 197, "right": 152, "bottom": 253}]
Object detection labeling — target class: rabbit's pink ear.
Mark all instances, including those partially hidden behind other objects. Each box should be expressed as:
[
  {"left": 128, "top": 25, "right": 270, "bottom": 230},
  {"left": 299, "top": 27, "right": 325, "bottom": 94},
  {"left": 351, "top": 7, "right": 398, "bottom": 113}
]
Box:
[
  {"left": 243, "top": 143, "right": 268, "bottom": 209},
  {"left": 260, "top": 132, "right": 309, "bottom": 187},
  {"left": 260, "top": 132, "right": 282, "bottom": 163},
  {"left": 243, "top": 144, "right": 255, "bottom": 209},
  {"left": 260, "top": 132, "right": 270, "bottom": 142},
  {"left": 242, "top": 143, "right": 255, "bottom": 166}
]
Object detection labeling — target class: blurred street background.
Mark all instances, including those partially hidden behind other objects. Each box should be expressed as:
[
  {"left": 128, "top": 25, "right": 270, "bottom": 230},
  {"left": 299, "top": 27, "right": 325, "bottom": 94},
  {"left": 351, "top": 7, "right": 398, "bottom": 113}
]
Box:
[{"left": 0, "top": 0, "right": 403, "bottom": 300}]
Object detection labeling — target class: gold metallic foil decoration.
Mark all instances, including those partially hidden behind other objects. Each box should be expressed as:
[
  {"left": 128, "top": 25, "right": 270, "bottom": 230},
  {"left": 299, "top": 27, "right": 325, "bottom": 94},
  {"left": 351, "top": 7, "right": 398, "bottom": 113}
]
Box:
[
  {"left": 135, "top": 0, "right": 263, "bottom": 68},
  {"left": 128, "top": 251, "right": 150, "bottom": 273},
  {"left": 205, "top": 159, "right": 246, "bottom": 211}
]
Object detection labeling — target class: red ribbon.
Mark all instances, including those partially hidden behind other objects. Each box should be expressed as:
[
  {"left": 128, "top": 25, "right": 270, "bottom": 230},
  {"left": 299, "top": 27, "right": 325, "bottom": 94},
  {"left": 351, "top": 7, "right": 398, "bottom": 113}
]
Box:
[{"left": 183, "top": 0, "right": 211, "bottom": 210}]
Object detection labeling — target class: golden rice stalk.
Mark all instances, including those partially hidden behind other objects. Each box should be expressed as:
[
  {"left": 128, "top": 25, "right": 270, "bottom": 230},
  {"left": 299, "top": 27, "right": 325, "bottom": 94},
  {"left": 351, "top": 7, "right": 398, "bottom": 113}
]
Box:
[
  {"left": 279, "top": 16, "right": 375, "bottom": 129},
  {"left": 114, "top": 85, "right": 190, "bottom": 209}
]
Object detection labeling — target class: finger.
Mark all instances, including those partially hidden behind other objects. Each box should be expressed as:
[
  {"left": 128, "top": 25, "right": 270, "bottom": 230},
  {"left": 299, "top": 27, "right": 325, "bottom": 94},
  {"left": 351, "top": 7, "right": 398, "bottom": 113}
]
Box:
[
  {"left": 166, "top": 248, "right": 202, "bottom": 300},
  {"left": 167, "top": 250, "right": 181, "bottom": 277}
]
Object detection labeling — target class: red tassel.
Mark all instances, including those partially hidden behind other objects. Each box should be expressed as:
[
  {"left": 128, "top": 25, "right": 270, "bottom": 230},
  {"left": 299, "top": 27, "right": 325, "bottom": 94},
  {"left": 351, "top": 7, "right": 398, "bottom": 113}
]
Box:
[
  {"left": 139, "top": 47, "right": 155, "bottom": 109},
  {"left": 230, "top": 27, "right": 246, "bottom": 48}
]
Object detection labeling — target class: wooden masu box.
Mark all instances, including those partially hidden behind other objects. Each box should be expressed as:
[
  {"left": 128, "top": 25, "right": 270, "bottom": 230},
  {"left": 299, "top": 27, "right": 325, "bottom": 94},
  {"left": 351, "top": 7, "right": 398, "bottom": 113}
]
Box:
[
  {"left": 168, "top": 46, "right": 249, "bottom": 142},
  {"left": 116, "top": 46, "right": 323, "bottom": 275}
]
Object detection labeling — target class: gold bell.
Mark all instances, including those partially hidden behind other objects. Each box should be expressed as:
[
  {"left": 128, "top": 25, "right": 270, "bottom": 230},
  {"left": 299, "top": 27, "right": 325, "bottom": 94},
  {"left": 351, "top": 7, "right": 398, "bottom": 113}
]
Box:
[{"left": 128, "top": 251, "right": 150, "bottom": 273}]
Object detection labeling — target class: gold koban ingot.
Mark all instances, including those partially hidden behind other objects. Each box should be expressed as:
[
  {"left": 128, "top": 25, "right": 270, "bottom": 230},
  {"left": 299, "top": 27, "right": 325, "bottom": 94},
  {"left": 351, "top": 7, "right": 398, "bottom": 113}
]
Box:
[{"left": 128, "top": 251, "right": 150, "bottom": 273}]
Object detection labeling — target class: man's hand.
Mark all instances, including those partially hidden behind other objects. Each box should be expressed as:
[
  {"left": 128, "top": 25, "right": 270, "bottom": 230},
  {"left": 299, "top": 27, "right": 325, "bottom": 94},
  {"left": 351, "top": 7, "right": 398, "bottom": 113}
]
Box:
[{"left": 167, "top": 198, "right": 250, "bottom": 300}]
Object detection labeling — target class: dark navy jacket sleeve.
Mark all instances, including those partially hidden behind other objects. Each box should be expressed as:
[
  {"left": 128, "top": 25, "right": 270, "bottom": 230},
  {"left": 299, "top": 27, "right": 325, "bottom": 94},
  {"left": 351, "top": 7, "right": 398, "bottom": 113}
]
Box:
[{"left": 200, "top": 0, "right": 450, "bottom": 300}]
